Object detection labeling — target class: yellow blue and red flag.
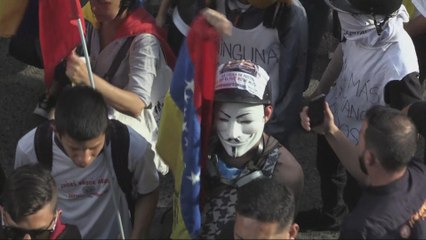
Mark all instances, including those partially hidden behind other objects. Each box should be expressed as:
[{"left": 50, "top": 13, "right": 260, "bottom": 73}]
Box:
[{"left": 156, "top": 16, "right": 219, "bottom": 239}]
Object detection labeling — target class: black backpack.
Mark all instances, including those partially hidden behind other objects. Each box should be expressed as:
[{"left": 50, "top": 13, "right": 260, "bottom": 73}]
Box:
[{"left": 33, "top": 119, "right": 135, "bottom": 223}]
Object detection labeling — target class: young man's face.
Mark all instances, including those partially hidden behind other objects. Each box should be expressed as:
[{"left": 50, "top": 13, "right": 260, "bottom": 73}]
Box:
[
  {"left": 2, "top": 202, "right": 58, "bottom": 240},
  {"left": 215, "top": 102, "right": 266, "bottom": 158},
  {"left": 234, "top": 213, "right": 298, "bottom": 239},
  {"left": 58, "top": 133, "right": 106, "bottom": 168}
]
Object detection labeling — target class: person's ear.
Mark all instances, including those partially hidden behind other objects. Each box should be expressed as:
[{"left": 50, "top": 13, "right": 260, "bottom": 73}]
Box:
[
  {"left": 264, "top": 105, "right": 273, "bottom": 122},
  {"left": 365, "top": 150, "right": 378, "bottom": 167},
  {"left": 289, "top": 223, "right": 299, "bottom": 240},
  {"left": 50, "top": 122, "right": 62, "bottom": 140}
]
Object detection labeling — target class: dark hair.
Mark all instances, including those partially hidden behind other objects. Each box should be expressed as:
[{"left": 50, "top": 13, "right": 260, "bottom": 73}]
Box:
[
  {"left": 54, "top": 86, "right": 108, "bottom": 141},
  {"left": 116, "top": 0, "right": 138, "bottom": 17},
  {"left": 2, "top": 164, "right": 57, "bottom": 223},
  {"left": 364, "top": 105, "right": 417, "bottom": 171},
  {"left": 236, "top": 178, "right": 295, "bottom": 229}
]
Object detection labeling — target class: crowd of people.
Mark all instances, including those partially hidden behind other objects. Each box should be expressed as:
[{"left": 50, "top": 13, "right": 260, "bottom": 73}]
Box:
[{"left": 1, "top": 0, "right": 426, "bottom": 239}]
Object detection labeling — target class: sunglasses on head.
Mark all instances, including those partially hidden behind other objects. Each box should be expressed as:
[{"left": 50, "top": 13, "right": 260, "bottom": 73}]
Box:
[{"left": 2, "top": 212, "right": 57, "bottom": 240}]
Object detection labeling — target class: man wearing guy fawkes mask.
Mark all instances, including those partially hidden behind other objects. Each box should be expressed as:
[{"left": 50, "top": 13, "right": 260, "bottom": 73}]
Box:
[{"left": 200, "top": 60, "right": 304, "bottom": 239}]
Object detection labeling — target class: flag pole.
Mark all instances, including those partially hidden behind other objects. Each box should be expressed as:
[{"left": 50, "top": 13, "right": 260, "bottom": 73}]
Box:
[{"left": 76, "top": 18, "right": 95, "bottom": 89}]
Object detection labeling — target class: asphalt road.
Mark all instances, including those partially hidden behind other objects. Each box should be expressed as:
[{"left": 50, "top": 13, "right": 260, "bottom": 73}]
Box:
[{"left": 0, "top": 33, "right": 339, "bottom": 238}]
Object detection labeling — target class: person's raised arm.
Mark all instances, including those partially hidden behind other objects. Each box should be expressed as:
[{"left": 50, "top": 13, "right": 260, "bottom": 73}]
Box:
[
  {"left": 66, "top": 45, "right": 147, "bottom": 117},
  {"left": 308, "top": 44, "right": 343, "bottom": 100},
  {"left": 300, "top": 102, "right": 368, "bottom": 185},
  {"left": 201, "top": 8, "right": 232, "bottom": 37}
]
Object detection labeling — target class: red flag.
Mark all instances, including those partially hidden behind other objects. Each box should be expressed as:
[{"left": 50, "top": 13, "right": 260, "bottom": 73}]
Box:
[{"left": 39, "top": 0, "right": 84, "bottom": 87}]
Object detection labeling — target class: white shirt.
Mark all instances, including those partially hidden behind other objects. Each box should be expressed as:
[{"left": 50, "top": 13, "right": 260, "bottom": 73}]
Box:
[{"left": 326, "top": 23, "right": 418, "bottom": 144}]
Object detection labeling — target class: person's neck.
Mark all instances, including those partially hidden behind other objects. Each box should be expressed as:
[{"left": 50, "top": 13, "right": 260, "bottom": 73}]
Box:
[
  {"left": 99, "top": 12, "right": 127, "bottom": 49},
  {"left": 100, "top": 12, "right": 127, "bottom": 31},
  {"left": 368, "top": 167, "right": 407, "bottom": 187},
  {"left": 219, "top": 138, "right": 263, "bottom": 169}
]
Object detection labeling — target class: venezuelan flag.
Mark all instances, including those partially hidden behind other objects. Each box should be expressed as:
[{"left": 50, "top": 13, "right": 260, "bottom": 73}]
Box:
[
  {"left": 0, "top": 0, "right": 29, "bottom": 37},
  {"left": 156, "top": 16, "right": 219, "bottom": 239}
]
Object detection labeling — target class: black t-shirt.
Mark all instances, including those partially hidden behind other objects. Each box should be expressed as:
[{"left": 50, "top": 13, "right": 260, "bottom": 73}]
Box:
[
  {"left": 339, "top": 160, "right": 426, "bottom": 239},
  {"left": 384, "top": 72, "right": 424, "bottom": 110}
]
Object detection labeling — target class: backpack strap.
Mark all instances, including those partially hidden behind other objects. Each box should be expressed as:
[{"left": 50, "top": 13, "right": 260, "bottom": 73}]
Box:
[
  {"left": 103, "top": 37, "right": 135, "bottom": 81},
  {"left": 34, "top": 121, "right": 54, "bottom": 170},
  {"left": 108, "top": 120, "right": 134, "bottom": 223}
]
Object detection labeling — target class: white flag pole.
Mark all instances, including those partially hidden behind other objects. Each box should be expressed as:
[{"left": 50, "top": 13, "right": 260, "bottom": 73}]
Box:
[{"left": 76, "top": 18, "right": 95, "bottom": 89}]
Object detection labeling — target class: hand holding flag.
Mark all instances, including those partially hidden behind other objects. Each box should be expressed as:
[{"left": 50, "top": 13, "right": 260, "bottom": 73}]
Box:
[
  {"left": 66, "top": 50, "right": 90, "bottom": 86},
  {"left": 39, "top": 0, "right": 86, "bottom": 87},
  {"left": 201, "top": 8, "right": 232, "bottom": 37}
]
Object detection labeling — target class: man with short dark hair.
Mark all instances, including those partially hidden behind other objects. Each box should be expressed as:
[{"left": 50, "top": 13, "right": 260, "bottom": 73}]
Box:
[
  {"left": 234, "top": 178, "right": 299, "bottom": 240},
  {"left": 301, "top": 104, "right": 426, "bottom": 239},
  {"left": 15, "top": 86, "right": 159, "bottom": 239},
  {"left": 1, "top": 164, "right": 81, "bottom": 239}
]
